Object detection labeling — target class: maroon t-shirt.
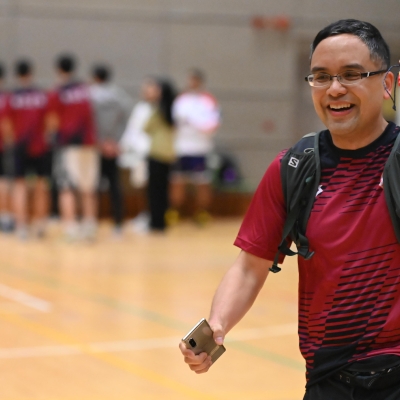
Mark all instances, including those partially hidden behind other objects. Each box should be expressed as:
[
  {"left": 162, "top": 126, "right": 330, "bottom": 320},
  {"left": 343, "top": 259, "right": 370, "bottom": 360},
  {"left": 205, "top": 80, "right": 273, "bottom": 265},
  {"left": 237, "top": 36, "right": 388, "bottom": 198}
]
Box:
[
  {"left": 235, "top": 122, "right": 400, "bottom": 386},
  {"left": 0, "top": 91, "right": 8, "bottom": 152},
  {"left": 48, "top": 81, "right": 96, "bottom": 146},
  {"left": 4, "top": 87, "right": 49, "bottom": 156}
]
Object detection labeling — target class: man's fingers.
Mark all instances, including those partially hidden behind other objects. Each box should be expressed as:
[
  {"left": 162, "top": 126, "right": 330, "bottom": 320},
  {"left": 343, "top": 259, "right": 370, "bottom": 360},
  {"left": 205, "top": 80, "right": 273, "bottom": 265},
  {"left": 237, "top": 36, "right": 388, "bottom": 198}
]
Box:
[
  {"left": 183, "top": 351, "right": 208, "bottom": 365},
  {"left": 188, "top": 356, "right": 213, "bottom": 373}
]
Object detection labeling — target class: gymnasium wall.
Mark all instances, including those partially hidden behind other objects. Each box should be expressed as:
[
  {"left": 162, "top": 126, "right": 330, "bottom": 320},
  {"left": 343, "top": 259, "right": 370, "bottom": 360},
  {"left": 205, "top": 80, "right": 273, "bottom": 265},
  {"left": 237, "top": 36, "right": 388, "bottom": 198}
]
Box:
[{"left": 0, "top": 0, "right": 399, "bottom": 188}]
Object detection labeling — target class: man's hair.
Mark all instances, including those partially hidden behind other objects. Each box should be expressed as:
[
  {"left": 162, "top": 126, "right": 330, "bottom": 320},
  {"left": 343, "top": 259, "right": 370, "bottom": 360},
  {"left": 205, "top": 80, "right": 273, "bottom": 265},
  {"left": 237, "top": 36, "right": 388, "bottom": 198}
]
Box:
[
  {"left": 56, "top": 53, "right": 76, "bottom": 73},
  {"left": 188, "top": 67, "right": 205, "bottom": 83},
  {"left": 0, "top": 63, "right": 6, "bottom": 80},
  {"left": 92, "top": 64, "right": 111, "bottom": 82},
  {"left": 310, "top": 19, "right": 391, "bottom": 69},
  {"left": 15, "top": 59, "right": 33, "bottom": 77}
]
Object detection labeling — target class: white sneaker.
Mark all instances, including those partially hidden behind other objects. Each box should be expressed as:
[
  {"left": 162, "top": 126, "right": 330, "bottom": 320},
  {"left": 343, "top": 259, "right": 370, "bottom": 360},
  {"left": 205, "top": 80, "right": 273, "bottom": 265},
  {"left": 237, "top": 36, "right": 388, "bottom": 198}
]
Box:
[
  {"left": 81, "top": 219, "right": 97, "bottom": 241},
  {"left": 131, "top": 212, "right": 150, "bottom": 234}
]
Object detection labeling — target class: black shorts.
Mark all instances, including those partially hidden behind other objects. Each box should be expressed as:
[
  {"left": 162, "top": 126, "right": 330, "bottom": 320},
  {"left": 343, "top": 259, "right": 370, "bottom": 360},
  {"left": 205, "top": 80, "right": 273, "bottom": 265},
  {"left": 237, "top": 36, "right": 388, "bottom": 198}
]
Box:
[
  {"left": 304, "top": 374, "right": 400, "bottom": 400},
  {"left": 13, "top": 148, "right": 52, "bottom": 178},
  {"left": 0, "top": 151, "right": 5, "bottom": 177},
  {"left": 171, "top": 155, "right": 211, "bottom": 183}
]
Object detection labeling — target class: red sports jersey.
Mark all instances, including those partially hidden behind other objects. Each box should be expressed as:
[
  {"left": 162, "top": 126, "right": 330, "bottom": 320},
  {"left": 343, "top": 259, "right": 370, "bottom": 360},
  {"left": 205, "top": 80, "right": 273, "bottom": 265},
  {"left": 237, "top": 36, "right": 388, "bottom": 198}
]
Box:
[
  {"left": 48, "top": 81, "right": 96, "bottom": 146},
  {"left": 0, "top": 91, "right": 8, "bottom": 151},
  {"left": 4, "top": 87, "right": 49, "bottom": 156},
  {"left": 235, "top": 122, "right": 400, "bottom": 387}
]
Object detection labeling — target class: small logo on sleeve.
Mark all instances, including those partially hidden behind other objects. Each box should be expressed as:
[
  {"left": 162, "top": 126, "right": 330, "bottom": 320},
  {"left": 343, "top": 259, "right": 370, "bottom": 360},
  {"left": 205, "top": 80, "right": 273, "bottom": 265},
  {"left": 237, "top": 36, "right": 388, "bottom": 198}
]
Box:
[
  {"left": 379, "top": 174, "right": 384, "bottom": 189},
  {"left": 288, "top": 157, "right": 299, "bottom": 168}
]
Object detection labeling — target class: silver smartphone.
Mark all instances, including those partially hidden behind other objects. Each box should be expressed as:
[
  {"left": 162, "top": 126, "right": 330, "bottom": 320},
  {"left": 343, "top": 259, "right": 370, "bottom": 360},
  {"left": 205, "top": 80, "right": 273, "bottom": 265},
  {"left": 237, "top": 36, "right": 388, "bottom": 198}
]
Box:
[{"left": 182, "top": 318, "right": 226, "bottom": 364}]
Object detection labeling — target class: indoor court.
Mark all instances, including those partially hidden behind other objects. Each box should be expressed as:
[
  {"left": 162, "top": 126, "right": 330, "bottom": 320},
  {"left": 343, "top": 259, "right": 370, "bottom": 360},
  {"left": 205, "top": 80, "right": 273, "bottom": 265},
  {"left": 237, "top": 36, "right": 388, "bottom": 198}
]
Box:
[{"left": 0, "top": 218, "right": 305, "bottom": 400}]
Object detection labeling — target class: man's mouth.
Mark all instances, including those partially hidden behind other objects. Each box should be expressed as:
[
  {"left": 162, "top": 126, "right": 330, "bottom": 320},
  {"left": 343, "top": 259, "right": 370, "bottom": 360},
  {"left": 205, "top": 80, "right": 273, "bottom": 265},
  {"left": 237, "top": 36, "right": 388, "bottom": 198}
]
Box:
[{"left": 328, "top": 103, "right": 354, "bottom": 111}]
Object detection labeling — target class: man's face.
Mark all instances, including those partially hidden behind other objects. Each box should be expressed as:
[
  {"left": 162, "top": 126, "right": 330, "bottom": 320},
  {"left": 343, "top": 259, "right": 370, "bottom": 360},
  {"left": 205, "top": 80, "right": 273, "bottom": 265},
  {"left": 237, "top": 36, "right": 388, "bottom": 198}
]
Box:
[
  {"left": 310, "top": 34, "right": 391, "bottom": 144},
  {"left": 187, "top": 75, "right": 202, "bottom": 91}
]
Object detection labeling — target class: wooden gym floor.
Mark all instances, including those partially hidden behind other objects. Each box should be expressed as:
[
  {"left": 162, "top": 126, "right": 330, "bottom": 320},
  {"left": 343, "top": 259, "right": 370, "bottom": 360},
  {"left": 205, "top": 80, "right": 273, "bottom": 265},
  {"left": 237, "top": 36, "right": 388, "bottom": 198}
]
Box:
[{"left": 0, "top": 218, "right": 305, "bottom": 400}]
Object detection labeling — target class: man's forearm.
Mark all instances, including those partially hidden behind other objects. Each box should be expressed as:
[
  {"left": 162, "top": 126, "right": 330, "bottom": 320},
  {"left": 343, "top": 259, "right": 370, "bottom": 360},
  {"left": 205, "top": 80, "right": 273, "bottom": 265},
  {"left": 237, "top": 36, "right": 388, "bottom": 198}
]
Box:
[{"left": 209, "top": 251, "right": 271, "bottom": 336}]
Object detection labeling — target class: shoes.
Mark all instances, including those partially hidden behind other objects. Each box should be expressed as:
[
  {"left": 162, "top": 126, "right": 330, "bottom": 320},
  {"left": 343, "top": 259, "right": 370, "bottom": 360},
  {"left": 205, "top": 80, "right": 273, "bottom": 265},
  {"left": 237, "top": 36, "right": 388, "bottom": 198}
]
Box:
[
  {"left": 111, "top": 226, "right": 123, "bottom": 240},
  {"left": 193, "top": 210, "right": 212, "bottom": 227},
  {"left": 81, "top": 219, "right": 97, "bottom": 241},
  {"left": 0, "top": 215, "right": 15, "bottom": 233},
  {"left": 131, "top": 212, "right": 150, "bottom": 234},
  {"left": 165, "top": 209, "right": 180, "bottom": 226},
  {"left": 16, "top": 225, "right": 29, "bottom": 241}
]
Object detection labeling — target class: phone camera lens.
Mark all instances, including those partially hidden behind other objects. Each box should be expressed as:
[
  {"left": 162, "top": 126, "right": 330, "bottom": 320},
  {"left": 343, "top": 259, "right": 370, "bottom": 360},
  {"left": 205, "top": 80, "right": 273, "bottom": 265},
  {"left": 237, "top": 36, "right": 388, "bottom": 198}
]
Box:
[{"left": 189, "top": 338, "right": 197, "bottom": 347}]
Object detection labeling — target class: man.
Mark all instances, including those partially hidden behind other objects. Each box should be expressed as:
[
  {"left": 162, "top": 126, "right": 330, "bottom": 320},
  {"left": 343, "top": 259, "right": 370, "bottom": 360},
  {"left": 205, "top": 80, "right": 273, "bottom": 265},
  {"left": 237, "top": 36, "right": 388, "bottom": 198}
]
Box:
[
  {"left": 179, "top": 19, "right": 400, "bottom": 399},
  {"left": 169, "top": 68, "right": 220, "bottom": 225},
  {"left": 3, "top": 59, "right": 51, "bottom": 239},
  {"left": 48, "top": 54, "right": 98, "bottom": 241},
  {"left": 0, "top": 62, "right": 14, "bottom": 233},
  {"left": 89, "top": 63, "right": 132, "bottom": 237}
]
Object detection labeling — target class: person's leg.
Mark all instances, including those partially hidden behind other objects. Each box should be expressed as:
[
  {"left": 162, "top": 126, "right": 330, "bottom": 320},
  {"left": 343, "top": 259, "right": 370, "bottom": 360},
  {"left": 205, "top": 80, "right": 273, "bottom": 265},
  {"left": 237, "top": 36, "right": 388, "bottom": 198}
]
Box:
[
  {"left": 13, "top": 177, "right": 29, "bottom": 238},
  {"left": 30, "top": 153, "right": 52, "bottom": 237},
  {"left": 59, "top": 188, "right": 76, "bottom": 222},
  {"left": 148, "top": 158, "right": 170, "bottom": 231},
  {"left": 78, "top": 147, "right": 99, "bottom": 240},
  {"left": 103, "top": 156, "right": 124, "bottom": 229},
  {"left": 11, "top": 147, "right": 29, "bottom": 238},
  {"left": 195, "top": 182, "right": 212, "bottom": 210},
  {"left": 56, "top": 147, "right": 79, "bottom": 239},
  {"left": 0, "top": 178, "right": 13, "bottom": 231},
  {"left": 169, "top": 177, "right": 186, "bottom": 209},
  {"left": 32, "top": 177, "right": 49, "bottom": 237}
]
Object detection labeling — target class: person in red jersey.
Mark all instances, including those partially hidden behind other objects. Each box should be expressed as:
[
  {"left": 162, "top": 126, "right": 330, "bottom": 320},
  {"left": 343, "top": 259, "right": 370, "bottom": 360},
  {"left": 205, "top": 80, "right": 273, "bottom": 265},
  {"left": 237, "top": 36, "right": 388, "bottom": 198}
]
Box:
[
  {"left": 48, "top": 54, "right": 98, "bottom": 241},
  {"left": 179, "top": 19, "right": 400, "bottom": 400},
  {"left": 0, "top": 63, "right": 14, "bottom": 233},
  {"left": 2, "top": 59, "right": 51, "bottom": 239}
]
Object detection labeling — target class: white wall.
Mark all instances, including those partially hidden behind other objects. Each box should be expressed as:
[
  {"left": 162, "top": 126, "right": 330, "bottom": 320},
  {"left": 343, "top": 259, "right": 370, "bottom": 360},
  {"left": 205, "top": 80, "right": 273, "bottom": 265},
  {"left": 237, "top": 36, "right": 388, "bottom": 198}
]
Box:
[{"left": 1, "top": 0, "right": 399, "bottom": 188}]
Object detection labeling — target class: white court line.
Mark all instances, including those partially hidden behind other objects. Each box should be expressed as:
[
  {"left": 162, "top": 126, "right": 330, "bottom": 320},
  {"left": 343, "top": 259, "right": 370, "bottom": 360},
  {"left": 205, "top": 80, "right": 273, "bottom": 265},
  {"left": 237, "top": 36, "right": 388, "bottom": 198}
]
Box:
[
  {"left": 0, "top": 323, "right": 297, "bottom": 359},
  {"left": 0, "top": 283, "right": 52, "bottom": 313}
]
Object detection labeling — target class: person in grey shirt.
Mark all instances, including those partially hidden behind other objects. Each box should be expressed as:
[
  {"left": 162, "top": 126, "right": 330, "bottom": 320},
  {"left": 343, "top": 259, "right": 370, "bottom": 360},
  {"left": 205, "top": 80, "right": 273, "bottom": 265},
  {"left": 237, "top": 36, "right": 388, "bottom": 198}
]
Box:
[{"left": 90, "top": 64, "right": 132, "bottom": 236}]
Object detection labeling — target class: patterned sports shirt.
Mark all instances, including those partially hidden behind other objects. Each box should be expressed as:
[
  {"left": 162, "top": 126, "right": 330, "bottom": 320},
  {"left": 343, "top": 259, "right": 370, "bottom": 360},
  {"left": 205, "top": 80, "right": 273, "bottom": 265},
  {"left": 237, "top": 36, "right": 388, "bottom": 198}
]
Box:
[{"left": 235, "top": 122, "right": 400, "bottom": 386}]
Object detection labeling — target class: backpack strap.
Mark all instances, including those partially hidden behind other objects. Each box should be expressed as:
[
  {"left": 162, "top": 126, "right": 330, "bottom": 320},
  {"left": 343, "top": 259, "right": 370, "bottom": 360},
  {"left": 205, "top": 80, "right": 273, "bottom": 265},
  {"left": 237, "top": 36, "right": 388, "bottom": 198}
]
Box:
[
  {"left": 270, "top": 132, "right": 321, "bottom": 273},
  {"left": 383, "top": 131, "right": 400, "bottom": 243}
]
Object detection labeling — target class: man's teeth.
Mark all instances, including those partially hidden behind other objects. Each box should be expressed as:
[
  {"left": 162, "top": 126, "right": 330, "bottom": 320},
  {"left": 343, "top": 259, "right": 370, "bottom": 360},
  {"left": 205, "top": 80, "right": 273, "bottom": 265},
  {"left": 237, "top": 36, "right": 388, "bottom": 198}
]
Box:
[{"left": 330, "top": 104, "right": 351, "bottom": 110}]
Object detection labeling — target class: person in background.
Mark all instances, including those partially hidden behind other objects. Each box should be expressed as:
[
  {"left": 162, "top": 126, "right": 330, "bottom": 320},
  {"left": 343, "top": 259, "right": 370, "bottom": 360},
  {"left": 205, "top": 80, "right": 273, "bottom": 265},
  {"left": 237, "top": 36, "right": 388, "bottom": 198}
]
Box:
[
  {"left": 0, "top": 62, "right": 14, "bottom": 233},
  {"left": 2, "top": 59, "right": 51, "bottom": 239},
  {"left": 144, "top": 78, "right": 177, "bottom": 232},
  {"left": 48, "top": 53, "right": 98, "bottom": 241},
  {"left": 119, "top": 77, "right": 157, "bottom": 234},
  {"left": 169, "top": 68, "right": 220, "bottom": 226},
  {"left": 89, "top": 63, "right": 132, "bottom": 237}
]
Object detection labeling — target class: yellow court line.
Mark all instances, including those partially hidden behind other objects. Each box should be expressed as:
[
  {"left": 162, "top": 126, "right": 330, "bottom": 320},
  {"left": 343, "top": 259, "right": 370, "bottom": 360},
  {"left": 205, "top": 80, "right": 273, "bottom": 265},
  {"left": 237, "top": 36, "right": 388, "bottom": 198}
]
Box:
[{"left": 0, "top": 312, "right": 219, "bottom": 400}]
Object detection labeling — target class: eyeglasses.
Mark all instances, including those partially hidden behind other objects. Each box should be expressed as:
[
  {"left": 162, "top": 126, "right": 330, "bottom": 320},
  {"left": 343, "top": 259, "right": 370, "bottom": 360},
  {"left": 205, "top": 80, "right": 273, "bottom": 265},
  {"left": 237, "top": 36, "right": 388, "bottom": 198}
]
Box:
[{"left": 305, "top": 69, "right": 387, "bottom": 87}]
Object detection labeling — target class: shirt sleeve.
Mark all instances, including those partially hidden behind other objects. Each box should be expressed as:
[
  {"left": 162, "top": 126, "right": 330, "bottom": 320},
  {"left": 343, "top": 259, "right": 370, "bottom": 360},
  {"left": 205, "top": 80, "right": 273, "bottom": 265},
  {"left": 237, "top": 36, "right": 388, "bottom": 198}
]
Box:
[{"left": 234, "top": 153, "right": 288, "bottom": 263}]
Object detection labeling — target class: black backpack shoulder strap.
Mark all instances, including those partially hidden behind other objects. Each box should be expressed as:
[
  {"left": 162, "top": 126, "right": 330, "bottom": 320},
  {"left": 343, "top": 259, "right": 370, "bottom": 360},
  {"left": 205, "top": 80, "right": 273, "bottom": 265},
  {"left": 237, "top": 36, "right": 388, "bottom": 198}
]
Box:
[
  {"left": 383, "top": 131, "right": 400, "bottom": 243},
  {"left": 270, "top": 132, "right": 321, "bottom": 273}
]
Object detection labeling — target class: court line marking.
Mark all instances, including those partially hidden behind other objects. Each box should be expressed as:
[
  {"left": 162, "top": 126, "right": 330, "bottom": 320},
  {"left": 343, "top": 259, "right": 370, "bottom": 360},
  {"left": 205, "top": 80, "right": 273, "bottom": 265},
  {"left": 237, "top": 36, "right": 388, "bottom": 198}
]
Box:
[
  {"left": 0, "top": 264, "right": 302, "bottom": 370},
  {"left": 0, "top": 311, "right": 220, "bottom": 400},
  {"left": 0, "top": 323, "right": 297, "bottom": 359},
  {"left": 0, "top": 283, "right": 52, "bottom": 313}
]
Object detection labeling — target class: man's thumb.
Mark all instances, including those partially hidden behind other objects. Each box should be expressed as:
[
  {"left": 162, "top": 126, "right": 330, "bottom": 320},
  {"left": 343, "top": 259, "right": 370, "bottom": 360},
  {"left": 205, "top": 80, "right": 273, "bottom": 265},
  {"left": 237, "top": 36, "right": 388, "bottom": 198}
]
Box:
[{"left": 212, "top": 327, "right": 225, "bottom": 346}]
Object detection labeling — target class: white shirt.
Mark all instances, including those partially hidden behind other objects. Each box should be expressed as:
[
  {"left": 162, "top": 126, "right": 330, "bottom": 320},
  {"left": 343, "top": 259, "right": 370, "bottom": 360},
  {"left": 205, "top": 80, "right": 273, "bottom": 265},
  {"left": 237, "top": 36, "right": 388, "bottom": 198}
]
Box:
[{"left": 172, "top": 91, "right": 220, "bottom": 156}]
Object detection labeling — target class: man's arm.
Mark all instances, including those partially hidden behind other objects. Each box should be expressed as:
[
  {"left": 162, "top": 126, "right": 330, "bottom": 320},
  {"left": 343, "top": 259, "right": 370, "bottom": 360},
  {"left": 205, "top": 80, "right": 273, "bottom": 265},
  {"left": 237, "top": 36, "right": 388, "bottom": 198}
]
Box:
[{"left": 179, "top": 250, "right": 272, "bottom": 373}]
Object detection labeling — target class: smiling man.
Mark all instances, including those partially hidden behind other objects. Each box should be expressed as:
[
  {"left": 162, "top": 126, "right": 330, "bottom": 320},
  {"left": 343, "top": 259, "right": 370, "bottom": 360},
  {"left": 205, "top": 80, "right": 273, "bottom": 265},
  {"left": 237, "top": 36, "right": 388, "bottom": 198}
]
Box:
[{"left": 179, "top": 19, "right": 400, "bottom": 399}]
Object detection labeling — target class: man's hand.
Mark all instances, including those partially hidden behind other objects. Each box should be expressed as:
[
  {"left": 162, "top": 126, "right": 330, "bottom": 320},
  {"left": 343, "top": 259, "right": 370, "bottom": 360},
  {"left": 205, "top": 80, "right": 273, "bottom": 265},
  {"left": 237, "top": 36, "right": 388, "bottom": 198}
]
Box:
[{"left": 179, "top": 341, "right": 213, "bottom": 374}]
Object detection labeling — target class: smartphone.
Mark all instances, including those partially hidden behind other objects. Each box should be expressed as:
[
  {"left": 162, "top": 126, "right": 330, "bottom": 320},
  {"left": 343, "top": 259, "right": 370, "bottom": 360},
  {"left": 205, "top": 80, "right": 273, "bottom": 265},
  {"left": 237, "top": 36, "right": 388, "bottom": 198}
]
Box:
[{"left": 182, "top": 318, "right": 226, "bottom": 364}]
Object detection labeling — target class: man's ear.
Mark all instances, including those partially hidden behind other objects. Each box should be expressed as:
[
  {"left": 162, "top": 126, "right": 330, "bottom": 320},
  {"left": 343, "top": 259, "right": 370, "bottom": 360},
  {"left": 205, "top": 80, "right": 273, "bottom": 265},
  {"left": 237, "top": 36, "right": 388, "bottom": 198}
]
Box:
[{"left": 383, "top": 71, "right": 395, "bottom": 100}]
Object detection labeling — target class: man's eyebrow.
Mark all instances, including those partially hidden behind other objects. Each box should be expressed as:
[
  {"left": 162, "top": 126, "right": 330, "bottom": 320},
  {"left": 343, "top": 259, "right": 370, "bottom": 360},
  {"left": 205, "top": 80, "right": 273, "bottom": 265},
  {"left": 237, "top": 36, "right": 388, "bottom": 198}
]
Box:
[{"left": 310, "top": 63, "right": 365, "bottom": 74}]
